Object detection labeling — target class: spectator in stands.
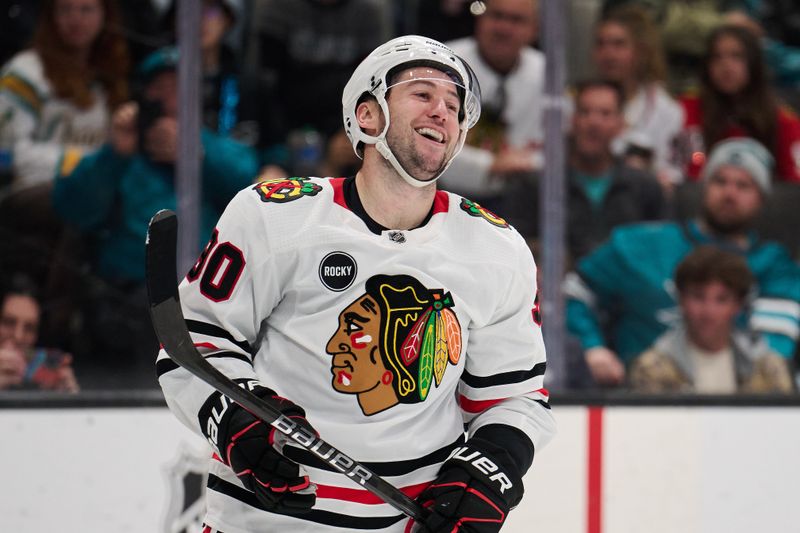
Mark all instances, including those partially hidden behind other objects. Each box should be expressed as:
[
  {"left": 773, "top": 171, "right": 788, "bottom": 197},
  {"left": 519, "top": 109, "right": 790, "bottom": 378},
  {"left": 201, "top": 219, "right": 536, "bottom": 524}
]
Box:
[
  {"left": 630, "top": 246, "right": 794, "bottom": 393},
  {"left": 565, "top": 138, "right": 800, "bottom": 387},
  {"left": 678, "top": 24, "right": 800, "bottom": 183},
  {"left": 564, "top": 80, "right": 666, "bottom": 262},
  {"left": 0, "top": 274, "right": 78, "bottom": 392},
  {"left": 439, "top": 0, "right": 544, "bottom": 220},
  {"left": 0, "top": 0, "right": 131, "bottom": 342},
  {"left": 721, "top": 3, "right": 800, "bottom": 111},
  {"left": 592, "top": 5, "right": 684, "bottom": 192},
  {"left": 50, "top": 47, "right": 259, "bottom": 386},
  {"left": 250, "top": 0, "right": 390, "bottom": 176},
  {"left": 601, "top": 2, "right": 800, "bottom": 105},
  {"left": 160, "top": 0, "right": 259, "bottom": 145},
  {"left": 0, "top": 0, "right": 130, "bottom": 193},
  {"left": 599, "top": 0, "right": 725, "bottom": 94}
]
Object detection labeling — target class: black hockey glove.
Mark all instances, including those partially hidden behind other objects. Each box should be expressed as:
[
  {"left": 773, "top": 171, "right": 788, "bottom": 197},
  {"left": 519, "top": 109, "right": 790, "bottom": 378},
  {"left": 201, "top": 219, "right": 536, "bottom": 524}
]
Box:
[
  {"left": 414, "top": 440, "right": 524, "bottom": 533},
  {"left": 199, "top": 381, "right": 317, "bottom": 513}
]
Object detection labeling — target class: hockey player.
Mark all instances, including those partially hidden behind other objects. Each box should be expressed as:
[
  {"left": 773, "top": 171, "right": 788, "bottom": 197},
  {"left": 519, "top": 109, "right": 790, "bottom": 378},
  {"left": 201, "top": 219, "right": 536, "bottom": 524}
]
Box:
[{"left": 158, "top": 35, "right": 556, "bottom": 532}]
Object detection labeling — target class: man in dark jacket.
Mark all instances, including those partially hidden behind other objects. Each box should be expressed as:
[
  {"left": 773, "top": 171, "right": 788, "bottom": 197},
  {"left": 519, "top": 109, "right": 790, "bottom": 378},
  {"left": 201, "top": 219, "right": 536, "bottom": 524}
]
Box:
[{"left": 564, "top": 79, "right": 667, "bottom": 262}]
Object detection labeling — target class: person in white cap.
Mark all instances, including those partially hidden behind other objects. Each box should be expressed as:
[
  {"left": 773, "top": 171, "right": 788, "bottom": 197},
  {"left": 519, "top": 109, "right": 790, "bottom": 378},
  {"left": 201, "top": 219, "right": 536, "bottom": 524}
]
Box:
[
  {"left": 565, "top": 137, "right": 800, "bottom": 388},
  {"left": 158, "top": 35, "right": 556, "bottom": 532}
]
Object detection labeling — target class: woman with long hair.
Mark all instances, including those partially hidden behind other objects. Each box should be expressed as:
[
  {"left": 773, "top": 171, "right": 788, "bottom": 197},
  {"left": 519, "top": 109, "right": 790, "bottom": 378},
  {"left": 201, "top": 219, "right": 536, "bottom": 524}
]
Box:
[
  {"left": 0, "top": 0, "right": 130, "bottom": 192},
  {"left": 592, "top": 5, "right": 684, "bottom": 187},
  {"left": 679, "top": 24, "right": 800, "bottom": 183}
]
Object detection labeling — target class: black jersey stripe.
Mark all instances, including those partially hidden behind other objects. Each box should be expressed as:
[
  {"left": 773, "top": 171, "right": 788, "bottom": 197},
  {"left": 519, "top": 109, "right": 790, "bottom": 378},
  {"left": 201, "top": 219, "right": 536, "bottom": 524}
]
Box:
[
  {"left": 460, "top": 362, "right": 546, "bottom": 388},
  {"left": 206, "top": 350, "right": 252, "bottom": 365},
  {"left": 207, "top": 474, "right": 407, "bottom": 529},
  {"left": 156, "top": 358, "right": 179, "bottom": 377},
  {"left": 156, "top": 351, "right": 252, "bottom": 378},
  {"left": 283, "top": 434, "right": 465, "bottom": 477},
  {"left": 536, "top": 399, "right": 551, "bottom": 410},
  {"left": 186, "top": 319, "right": 252, "bottom": 354}
]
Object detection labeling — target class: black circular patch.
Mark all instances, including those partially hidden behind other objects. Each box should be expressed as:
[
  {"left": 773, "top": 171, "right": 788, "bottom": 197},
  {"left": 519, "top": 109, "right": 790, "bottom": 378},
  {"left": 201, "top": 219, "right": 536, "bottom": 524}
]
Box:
[{"left": 319, "top": 252, "right": 357, "bottom": 292}]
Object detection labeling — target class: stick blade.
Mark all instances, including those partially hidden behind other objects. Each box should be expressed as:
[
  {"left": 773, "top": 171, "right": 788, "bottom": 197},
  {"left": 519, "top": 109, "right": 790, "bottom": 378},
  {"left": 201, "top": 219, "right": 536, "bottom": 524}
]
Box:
[
  {"left": 145, "top": 209, "right": 197, "bottom": 371},
  {"left": 146, "top": 209, "right": 179, "bottom": 307}
]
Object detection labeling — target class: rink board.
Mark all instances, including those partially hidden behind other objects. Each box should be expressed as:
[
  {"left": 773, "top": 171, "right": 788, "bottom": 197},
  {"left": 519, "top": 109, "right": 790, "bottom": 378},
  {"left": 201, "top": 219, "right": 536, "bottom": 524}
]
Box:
[{"left": 2, "top": 405, "right": 799, "bottom": 532}]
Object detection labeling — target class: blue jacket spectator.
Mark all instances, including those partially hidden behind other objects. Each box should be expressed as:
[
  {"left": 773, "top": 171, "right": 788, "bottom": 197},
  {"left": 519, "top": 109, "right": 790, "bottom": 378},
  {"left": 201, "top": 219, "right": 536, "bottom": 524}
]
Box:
[
  {"left": 565, "top": 138, "right": 800, "bottom": 387},
  {"left": 52, "top": 47, "right": 259, "bottom": 284}
]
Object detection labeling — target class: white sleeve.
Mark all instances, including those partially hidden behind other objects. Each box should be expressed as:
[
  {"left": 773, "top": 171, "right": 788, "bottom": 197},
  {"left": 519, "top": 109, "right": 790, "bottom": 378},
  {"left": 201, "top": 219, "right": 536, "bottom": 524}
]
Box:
[
  {"left": 458, "top": 239, "right": 556, "bottom": 452},
  {"left": 157, "top": 191, "right": 280, "bottom": 439}
]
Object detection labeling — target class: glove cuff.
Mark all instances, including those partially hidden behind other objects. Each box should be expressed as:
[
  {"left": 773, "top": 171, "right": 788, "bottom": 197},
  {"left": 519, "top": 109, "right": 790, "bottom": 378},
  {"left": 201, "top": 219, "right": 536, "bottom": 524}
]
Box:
[
  {"left": 198, "top": 378, "right": 304, "bottom": 455},
  {"left": 441, "top": 440, "right": 524, "bottom": 509}
]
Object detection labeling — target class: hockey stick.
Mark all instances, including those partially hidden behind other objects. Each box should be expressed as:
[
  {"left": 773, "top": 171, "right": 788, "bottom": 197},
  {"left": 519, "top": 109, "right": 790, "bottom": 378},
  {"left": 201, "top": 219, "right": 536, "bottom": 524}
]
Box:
[{"left": 145, "top": 209, "right": 427, "bottom": 522}]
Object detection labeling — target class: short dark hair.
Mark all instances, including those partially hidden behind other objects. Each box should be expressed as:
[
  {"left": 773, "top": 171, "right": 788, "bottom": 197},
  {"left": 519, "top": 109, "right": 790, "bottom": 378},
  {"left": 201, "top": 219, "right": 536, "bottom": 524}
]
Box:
[
  {"left": 675, "top": 246, "right": 753, "bottom": 301},
  {"left": 573, "top": 79, "right": 625, "bottom": 111},
  {"left": 1, "top": 273, "right": 40, "bottom": 304}
]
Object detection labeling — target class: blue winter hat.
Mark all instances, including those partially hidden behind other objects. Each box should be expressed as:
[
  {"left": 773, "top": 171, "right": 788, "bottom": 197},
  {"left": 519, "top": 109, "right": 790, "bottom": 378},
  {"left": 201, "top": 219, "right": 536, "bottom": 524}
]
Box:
[
  {"left": 137, "top": 46, "right": 179, "bottom": 84},
  {"left": 702, "top": 138, "right": 774, "bottom": 194}
]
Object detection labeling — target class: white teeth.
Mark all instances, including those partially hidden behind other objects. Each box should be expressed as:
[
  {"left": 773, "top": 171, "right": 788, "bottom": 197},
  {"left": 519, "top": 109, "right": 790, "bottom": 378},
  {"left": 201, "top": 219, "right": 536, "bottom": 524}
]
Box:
[
  {"left": 342, "top": 375, "right": 351, "bottom": 386},
  {"left": 416, "top": 127, "right": 444, "bottom": 143}
]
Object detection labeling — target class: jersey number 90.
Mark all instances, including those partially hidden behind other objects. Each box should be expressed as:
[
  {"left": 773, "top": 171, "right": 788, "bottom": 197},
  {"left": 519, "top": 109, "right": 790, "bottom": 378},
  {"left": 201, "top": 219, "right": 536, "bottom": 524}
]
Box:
[{"left": 187, "top": 229, "right": 245, "bottom": 302}]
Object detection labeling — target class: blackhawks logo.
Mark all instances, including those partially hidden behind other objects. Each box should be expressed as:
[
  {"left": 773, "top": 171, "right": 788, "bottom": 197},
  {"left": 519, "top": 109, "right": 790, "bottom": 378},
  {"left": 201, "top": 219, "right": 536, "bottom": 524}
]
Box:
[
  {"left": 325, "top": 274, "right": 462, "bottom": 416},
  {"left": 252, "top": 177, "right": 322, "bottom": 203},
  {"left": 459, "top": 198, "right": 509, "bottom": 228}
]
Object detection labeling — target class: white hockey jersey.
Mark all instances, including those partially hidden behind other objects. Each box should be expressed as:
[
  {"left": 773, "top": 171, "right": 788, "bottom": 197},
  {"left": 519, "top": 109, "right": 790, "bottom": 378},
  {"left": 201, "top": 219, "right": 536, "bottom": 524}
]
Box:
[{"left": 158, "top": 177, "right": 556, "bottom": 532}]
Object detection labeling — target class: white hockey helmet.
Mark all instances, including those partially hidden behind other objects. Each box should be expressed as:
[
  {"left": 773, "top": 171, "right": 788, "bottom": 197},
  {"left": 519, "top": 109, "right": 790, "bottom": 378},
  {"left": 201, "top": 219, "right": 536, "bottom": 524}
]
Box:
[{"left": 342, "top": 35, "right": 482, "bottom": 188}]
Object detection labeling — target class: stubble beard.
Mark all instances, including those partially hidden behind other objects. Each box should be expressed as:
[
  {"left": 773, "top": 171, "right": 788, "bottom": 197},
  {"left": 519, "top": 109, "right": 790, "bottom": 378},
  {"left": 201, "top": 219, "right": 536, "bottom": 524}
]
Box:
[
  {"left": 701, "top": 203, "right": 754, "bottom": 237},
  {"left": 384, "top": 125, "right": 450, "bottom": 182}
]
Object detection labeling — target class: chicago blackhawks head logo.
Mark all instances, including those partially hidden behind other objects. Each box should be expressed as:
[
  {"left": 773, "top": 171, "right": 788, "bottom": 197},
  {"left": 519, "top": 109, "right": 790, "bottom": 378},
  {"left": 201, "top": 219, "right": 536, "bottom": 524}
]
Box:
[{"left": 325, "top": 274, "right": 462, "bottom": 416}]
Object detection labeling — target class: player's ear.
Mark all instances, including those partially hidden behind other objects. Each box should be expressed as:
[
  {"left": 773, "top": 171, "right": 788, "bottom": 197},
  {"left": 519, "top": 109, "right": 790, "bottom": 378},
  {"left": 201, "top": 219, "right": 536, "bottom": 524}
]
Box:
[{"left": 356, "top": 99, "right": 383, "bottom": 135}]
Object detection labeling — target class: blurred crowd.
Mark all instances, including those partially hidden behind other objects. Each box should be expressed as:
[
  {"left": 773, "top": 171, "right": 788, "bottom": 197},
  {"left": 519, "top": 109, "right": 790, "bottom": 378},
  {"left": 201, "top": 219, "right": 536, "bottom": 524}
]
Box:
[{"left": 0, "top": 0, "right": 798, "bottom": 394}]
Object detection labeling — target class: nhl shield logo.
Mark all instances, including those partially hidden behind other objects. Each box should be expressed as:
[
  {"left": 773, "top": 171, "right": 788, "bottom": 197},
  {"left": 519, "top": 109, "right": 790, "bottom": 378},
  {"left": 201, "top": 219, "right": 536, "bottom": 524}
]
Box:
[{"left": 319, "top": 251, "right": 357, "bottom": 292}]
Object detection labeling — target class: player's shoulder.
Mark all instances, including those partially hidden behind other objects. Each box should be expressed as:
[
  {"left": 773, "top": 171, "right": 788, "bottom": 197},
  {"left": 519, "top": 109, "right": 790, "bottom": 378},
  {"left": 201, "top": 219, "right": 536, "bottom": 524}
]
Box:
[
  {"left": 443, "top": 190, "right": 530, "bottom": 255},
  {"left": 235, "top": 176, "right": 333, "bottom": 209},
  {"left": 227, "top": 176, "right": 335, "bottom": 226}
]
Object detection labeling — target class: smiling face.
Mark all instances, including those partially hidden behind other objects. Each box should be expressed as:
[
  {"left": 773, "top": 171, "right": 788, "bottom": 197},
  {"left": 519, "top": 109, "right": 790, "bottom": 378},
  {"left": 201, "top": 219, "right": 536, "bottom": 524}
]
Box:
[
  {"left": 325, "top": 294, "right": 399, "bottom": 415},
  {"left": 572, "top": 85, "right": 624, "bottom": 160},
  {"left": 0, "top": 294, "right": 40, "bottom": 351},
  {"left": 382, "top": 67, "right": 463, "bottom": 182}
]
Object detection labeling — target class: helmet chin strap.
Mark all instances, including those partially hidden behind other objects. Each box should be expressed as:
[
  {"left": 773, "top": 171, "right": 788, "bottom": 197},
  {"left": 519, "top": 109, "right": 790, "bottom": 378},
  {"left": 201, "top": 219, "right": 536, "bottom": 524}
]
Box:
[{"left": 375, "top": 140, "right": 437, "bottom": 188}]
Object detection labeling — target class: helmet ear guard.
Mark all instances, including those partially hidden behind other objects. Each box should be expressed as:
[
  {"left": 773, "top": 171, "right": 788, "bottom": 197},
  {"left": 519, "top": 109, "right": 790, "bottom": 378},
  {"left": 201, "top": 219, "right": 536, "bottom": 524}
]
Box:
[{"left": 342, "top": 35, "right": 482, "bottom": 188}]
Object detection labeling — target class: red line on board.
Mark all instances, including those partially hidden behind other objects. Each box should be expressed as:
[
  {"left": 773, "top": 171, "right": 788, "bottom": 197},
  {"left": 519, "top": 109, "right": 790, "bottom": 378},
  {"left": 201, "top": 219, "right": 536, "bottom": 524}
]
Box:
[{"left": 587, "top": 406, "right": 604, "bottom": 533}]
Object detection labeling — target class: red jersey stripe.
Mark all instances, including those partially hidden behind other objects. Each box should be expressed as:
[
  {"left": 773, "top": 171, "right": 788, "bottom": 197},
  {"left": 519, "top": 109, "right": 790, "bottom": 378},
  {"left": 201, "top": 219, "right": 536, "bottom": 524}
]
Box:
[
  {"left": 460, "top": 388, "right": 549, "bottom": 413},
  {"left": 316, "top": 481, "right": 429, "bottom": 504},
  {"left": 194, "top": 342, "right": 220, "bottom": 351}
]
